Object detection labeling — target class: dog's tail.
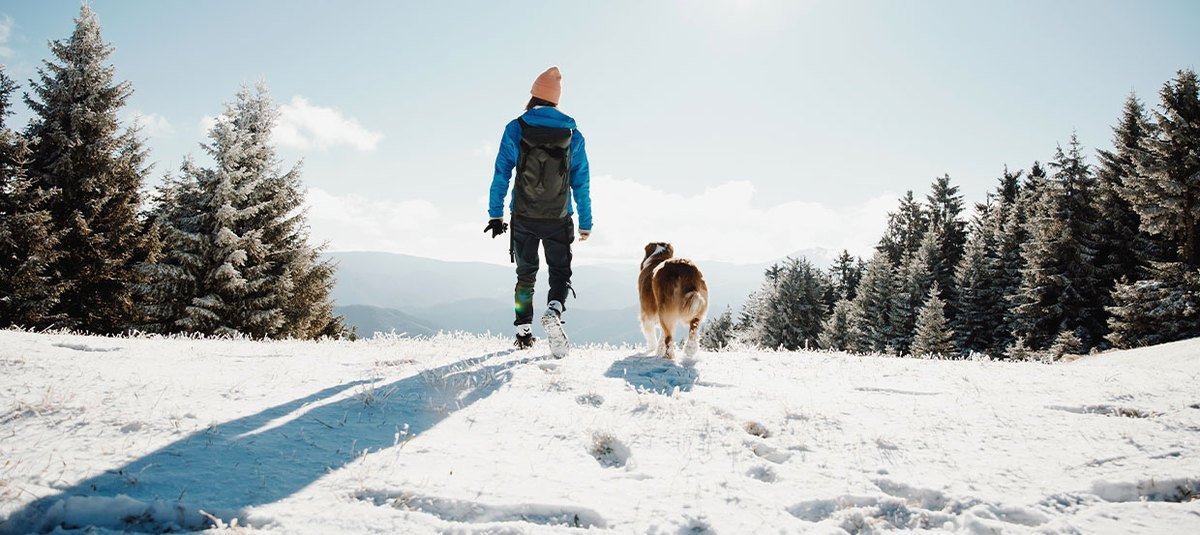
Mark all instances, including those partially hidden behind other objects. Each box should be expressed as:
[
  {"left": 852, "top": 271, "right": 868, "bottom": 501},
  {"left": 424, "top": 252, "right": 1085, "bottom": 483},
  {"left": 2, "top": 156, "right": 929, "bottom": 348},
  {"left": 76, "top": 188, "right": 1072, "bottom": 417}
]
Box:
[{"left": 684, "top": 291, "right": 707, "bottom": 319}]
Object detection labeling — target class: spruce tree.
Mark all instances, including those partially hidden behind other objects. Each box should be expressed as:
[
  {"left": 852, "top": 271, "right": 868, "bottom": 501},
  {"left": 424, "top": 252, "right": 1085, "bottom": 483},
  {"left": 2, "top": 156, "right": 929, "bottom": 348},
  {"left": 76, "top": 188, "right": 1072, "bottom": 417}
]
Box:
[
  {"left": 144, "top": 84, "right": 344, "bottom": 339},
  {"left": 925, "top": 174, "right": 968, "bottom": 316},
  {"left": 911, "top": 282, "right": 955, "bottom": 357},
  {"left": 1012, "top": 136, "right": 1103, "bottom": 350},
  {"left": 700, "top": 308, "right": 735, "bottom": 351},
  {"left": 1094, "top": 93, "right": 1153, "bottom": 287},
  {"left": 997, "top": 163, "right": 1043, "bottom": 351},
  {"left": 744, "top": 257, "right": 831, "bottom": 350},
  {"left": 829, "top": 249, "right": 864, "bottom": 300},
  {"left": 818, "top": 298, "right": 861, "bottom": 352},
  {"left": 953, "top": 207, "right": 1002, "bottom": 355},
  {"left": 24, "top": 5, "right": 154, "bottom": 334},
  {"left": 851, "top": 252, "right": 898, "bottom": 353},
  {"left": 877, "top": 191, "right": 929, "bottom": 266},
  {"left": 0, "top": 67, "right": 63, "bottom": 328},
  {"left": 1125, "top": 69, "right": 1200, "bottom": 268},
  {"left": 892, "top": 228, "right": 938, "bottom": 353},
  {"left": 1107, "top": 263, "right": 1200, "bottom": 348}
]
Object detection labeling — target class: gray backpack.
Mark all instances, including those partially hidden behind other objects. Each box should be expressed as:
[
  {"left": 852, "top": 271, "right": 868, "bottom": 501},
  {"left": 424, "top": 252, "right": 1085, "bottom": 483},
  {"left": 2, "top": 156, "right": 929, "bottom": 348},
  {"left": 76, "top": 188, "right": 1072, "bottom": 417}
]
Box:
[{"left": 513, "top": 117, "right": 573, "bottom": 220}]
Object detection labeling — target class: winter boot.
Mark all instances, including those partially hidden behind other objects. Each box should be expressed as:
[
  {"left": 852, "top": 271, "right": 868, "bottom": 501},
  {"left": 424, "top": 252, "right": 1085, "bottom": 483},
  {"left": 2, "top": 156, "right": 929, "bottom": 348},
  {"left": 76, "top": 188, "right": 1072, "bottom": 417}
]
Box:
[
  {"left": 514, "top": 324, "right": 536, "bottom": 350},
  {"left": 541, "top": 300, "right": 569, "bottom": 358}
]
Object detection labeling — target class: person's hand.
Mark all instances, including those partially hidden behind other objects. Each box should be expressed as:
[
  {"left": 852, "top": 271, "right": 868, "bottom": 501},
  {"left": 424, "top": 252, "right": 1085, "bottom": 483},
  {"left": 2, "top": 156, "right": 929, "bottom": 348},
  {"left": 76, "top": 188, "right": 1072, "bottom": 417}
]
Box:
[
  {"left": 579, "top": 229, "right": 591, "bottom": 241},
  {"left": 484, "top": 218, "right": 508, "bottom": 238}
]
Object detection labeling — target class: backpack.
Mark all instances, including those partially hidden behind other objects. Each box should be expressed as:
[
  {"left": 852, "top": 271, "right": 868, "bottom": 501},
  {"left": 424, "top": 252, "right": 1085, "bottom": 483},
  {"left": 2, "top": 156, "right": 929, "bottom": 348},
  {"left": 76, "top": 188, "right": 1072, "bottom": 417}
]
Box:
[{"left": 513, "top": 117, "right": 573, "bottom": 220}]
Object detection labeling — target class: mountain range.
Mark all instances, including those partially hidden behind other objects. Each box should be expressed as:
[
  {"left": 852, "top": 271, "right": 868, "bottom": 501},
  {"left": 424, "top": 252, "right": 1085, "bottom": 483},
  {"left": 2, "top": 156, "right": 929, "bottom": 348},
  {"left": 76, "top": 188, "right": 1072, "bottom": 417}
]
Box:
[{"left": 327, "top": 249, "right": 836, "bottom": 343}]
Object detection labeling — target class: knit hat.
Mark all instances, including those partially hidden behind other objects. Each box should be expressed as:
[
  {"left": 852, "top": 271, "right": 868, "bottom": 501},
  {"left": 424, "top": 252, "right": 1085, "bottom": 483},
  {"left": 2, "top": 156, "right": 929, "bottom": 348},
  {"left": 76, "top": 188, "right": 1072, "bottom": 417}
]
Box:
[{"left": 531, "top": 66, "right": 562, "bottom": 104}]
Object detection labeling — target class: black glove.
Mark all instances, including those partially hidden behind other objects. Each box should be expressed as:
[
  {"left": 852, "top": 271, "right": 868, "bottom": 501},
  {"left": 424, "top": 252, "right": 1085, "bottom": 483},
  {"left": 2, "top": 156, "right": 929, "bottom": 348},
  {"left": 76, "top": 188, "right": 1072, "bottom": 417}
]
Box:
[{"left": 484, "top": 218, "right": 508, "bottom": 238}]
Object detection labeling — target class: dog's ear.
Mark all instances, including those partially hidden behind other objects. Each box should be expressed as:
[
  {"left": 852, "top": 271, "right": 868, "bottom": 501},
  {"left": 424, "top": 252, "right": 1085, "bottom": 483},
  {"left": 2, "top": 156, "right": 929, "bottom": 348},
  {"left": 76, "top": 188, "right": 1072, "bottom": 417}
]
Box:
[
  {"left": 664, "top": 243, "right": 675, "bottom": 259},
  {"left": 643, "top": 242, "right": 657, "bottom": 259}
]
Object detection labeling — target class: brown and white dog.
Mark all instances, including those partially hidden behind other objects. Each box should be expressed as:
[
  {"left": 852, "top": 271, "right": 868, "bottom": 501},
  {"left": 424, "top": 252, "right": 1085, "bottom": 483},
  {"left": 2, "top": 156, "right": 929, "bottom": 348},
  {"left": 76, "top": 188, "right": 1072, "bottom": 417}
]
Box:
[{"left": 639, "top": 242, "right": 709, "bottom": 359}]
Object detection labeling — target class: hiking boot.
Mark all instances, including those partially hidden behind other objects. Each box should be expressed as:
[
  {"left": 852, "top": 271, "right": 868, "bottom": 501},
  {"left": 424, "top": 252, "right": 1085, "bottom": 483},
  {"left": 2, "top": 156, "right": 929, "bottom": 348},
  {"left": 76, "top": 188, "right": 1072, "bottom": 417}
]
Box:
[
  {"left": 514, "top": 332, "right": 536, "bottom": 349},
  {"left": 541, "top": 301, "right": 569, "bottom": 358}
]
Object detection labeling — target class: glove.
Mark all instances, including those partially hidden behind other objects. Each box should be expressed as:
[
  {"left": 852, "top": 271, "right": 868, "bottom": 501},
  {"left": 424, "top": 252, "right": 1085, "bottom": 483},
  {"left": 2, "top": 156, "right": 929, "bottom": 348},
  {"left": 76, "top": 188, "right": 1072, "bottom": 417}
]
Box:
[{"left": 484, "top": 218, "right": 508, "bottom": 238}]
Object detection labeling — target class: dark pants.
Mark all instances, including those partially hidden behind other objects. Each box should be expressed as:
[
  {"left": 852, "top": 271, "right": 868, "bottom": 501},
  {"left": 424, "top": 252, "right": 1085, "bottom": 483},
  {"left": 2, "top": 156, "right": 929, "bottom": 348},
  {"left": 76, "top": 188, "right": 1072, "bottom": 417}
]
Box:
[{"left": 511, "top": 216, "right": 574, "bottom": 326}]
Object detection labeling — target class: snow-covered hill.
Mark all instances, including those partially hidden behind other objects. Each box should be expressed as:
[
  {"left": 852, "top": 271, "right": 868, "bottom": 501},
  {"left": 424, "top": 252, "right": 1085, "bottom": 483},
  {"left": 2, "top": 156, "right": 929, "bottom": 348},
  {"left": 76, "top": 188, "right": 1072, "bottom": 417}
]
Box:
[{"left": 1, "top": 330, "right": 1197, "bottom": 534}]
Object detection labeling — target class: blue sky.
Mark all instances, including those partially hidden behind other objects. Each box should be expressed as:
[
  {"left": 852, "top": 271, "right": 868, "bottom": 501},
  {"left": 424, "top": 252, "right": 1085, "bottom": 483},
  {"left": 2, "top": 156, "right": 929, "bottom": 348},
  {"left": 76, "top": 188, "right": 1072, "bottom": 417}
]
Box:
[{"left": 1, "top": 1, "right": 1197, "bottom": 264}]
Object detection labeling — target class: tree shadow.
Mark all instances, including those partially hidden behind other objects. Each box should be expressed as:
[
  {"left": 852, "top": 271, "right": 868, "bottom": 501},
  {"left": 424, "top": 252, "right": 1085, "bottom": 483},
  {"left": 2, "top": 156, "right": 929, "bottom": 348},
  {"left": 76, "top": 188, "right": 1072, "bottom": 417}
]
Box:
[
  {"left": 2, "top": 349, "right": 549, "bottom": 533},
  {"left": 604, "top": 354, "right": 699, "bottom": 395}
]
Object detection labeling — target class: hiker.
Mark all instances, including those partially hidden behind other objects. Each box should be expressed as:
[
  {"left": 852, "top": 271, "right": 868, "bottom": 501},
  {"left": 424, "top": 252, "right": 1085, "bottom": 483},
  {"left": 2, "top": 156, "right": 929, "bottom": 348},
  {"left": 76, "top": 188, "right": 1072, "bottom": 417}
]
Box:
[{"left": 484, "top": 66, "right": 592, "bottom": 357}]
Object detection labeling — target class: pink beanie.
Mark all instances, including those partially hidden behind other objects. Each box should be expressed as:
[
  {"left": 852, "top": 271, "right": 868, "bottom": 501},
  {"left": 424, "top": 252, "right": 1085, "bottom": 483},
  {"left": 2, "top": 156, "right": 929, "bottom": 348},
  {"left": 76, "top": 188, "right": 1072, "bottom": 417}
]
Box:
[{"left": 531, "top": 66, "right": 562, "bottom": 104}]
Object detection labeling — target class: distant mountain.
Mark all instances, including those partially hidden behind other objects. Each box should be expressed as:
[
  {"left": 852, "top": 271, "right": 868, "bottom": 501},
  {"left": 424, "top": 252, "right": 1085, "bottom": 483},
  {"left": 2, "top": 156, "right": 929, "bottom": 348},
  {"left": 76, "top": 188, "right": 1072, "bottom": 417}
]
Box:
[
  {"left": 326, "top": 250, "right": 843, "bottom": 341},
  {"left": 336, "top": 305, "right": 441, "bottom": 338}
]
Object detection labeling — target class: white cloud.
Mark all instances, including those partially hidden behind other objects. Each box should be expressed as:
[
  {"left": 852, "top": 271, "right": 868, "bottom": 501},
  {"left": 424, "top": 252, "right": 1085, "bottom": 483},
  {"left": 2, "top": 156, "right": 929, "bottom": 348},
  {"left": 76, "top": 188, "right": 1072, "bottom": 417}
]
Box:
[
  {"left": 305, "top": 187, "right": 443, "bottom": 254},
  {"left": 198, "top": 115, "right": 217, "bottom": 134},
  {"left": 583, "top": 176, "right": 894, "bottom": 264},
  {"left": 124, "top": 110, "right": 175, "bottom": 138},
  {"left": 0, "top": 16, "right": 14, "bottom": 59},
  {"left": 274, "top": 96, "right": 382, "bottom": 152},
  {"left": 305, "top": 176, "right": 893, "bottom": 266}
]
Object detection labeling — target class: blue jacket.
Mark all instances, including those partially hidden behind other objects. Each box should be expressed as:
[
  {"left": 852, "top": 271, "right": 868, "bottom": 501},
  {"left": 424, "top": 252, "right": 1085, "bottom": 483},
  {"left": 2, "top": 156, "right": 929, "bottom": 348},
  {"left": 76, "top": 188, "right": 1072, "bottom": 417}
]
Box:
[{"left": 489, "top": 107, "right": 592, "bottom": 230}]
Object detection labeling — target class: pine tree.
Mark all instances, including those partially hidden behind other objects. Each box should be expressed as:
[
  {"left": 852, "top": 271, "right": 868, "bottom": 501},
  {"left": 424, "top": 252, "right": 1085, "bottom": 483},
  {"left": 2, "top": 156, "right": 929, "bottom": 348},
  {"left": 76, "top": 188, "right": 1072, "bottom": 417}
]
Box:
[
  {"left": 952, "top": 206, "right": 1003, "bottom": 355},
  {"left": 851, "top": 252, "right": 898, "bottom": 353},
  {"left": 700, "top": 308, "right": 735, "bottom": 351},
  {"left": 144, "top": 84, "right": 344, "bottom": 339},
  {"left": 911, "top": 282, "right": 955, "bottom": 357},
  {"left": 1094, "top": 93, "right": 1153, "bottom": 288},
  {"left": 997, "top": 163, "right": 1043, "bottom": 351},
  {"left": 1125, "top": 69, "right": 1200, "bottom": 268},
  {"left": 818, "top": 298, "right": 861, "bottom": 352},
  {"left": 138, "top": 165, "right": 205, "bottom": 333},
  {"left": 1107, "top": 263, "right": 1200, "bottom": 348},
  {"left": 876, "top": 191, "right": 929, "bottom": 266},
  {"left": 829, "top": 249, "right": 864, "bottom": 300},
  {"left": 1011, "top": 136, "right": 1103, "bottom": 350},
  {"left": 892, "top": 228, "right": 937, "bottom": 354},
  {"left": 925, "top": 174, "right": 968, "bottom": 317},
  {"left": 744, "top": 257, "right": 831, "bottom": 350},
  {"left": 0, "top": 67, "right": 63, "bottom": 328},
  {"left": 24, "top": 5, "right": 154, "bottom": 334}
]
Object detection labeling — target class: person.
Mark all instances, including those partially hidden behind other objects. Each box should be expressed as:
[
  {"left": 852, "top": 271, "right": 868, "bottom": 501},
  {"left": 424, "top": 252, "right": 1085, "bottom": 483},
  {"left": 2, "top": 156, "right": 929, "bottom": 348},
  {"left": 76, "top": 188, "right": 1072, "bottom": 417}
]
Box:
[{"left": 484, "top": 66, "right": 591, "bottom": 357}]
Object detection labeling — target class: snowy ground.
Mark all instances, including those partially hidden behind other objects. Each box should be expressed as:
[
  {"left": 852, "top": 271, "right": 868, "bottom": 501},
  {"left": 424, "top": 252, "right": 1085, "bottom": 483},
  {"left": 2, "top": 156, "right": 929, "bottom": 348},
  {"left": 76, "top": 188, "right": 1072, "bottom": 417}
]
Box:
[{"left": 0, "top": 330, "right": 1198, "bottom": 534}]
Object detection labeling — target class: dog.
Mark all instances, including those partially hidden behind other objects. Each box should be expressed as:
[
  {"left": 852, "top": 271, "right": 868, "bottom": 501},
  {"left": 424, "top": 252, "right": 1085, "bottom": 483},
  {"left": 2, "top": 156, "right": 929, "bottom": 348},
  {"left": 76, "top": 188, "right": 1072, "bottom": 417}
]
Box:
[{"left": 639, "top": 242, "right": 709, "bottom": 359}]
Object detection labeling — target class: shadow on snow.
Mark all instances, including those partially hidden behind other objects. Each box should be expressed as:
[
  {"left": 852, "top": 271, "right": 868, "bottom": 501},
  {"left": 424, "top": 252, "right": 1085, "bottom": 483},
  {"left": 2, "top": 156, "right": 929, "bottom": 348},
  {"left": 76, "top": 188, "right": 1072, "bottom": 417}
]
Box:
[
  {"left": 2, "top": 349, "right": 551, "bottom": 533},
  {"left": 604, "top": 354, "right": 698, "bottom": 395}
]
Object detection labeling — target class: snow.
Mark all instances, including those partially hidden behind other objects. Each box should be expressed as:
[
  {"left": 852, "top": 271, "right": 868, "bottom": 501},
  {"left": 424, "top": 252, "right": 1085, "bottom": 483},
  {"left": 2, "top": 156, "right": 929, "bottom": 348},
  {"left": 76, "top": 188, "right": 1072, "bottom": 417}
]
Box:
[{"left": 1, "top": 329, "right": 1198, "bottom": 534}]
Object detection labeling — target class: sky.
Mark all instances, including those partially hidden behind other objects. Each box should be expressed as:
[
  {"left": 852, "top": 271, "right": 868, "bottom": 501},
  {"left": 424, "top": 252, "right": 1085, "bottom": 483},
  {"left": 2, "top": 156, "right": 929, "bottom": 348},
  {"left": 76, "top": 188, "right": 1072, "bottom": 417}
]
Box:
[{"left": 1, "top": 0, "right": 1197, "bottom": 266}]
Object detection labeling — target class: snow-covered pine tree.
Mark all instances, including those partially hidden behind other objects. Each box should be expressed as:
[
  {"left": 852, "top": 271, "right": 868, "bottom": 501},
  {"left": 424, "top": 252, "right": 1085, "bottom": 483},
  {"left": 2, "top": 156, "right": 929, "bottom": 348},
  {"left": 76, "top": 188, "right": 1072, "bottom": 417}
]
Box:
[
  {"left": 829, "top": 249, "right": 865, "bottom": 301},
  {"left": 952, "top": 204, "right": 1002, "bottom": 355},
  {"left": 910, "top": 282, "right": 955, "bottom": 358},
  {"left": 699, "top": 308, "right": 735, "bottom": 351},
  {"left": 1106, "top": 263, "right": 1200, "bottom": 348},
  {"left": 1011, "top": 136, "right": 1103, "bottom": 350},
  {"left": 23, "top": 5, "right": 155, "bottom": 334},
  {"left": 138, "top": 163, "right": 205, "bottom": 333},
  {"left": 1125, "top": 69, "right": 1200, "bottom": 269},
  {"left": 997, "top": 163, "right": 1043, "bottom": 351},
  {"left": 818, "top": 298, "right": 861, "bottom": 352},
  {"left": 149, "top": 84, "right": 344, "bottom": 339},
  {"left": 891, "top": 228, "right": 938, "bottom": 354},
  {"left": 925, "top": 174, "right": 968, "bottom": 320},
  {"left": 876, "top": 191, "right": 929, "bottom": 266},
  {"left": 851, "top": 252, "right": 898, "bottom": 354},
  {"left": 1094, "top": 93, "right": 1153, "bottom": 289},
  {"left": 0, "top": 67, "right": 63, "bottom": 328},
  {"left": 744, "top": 257, "right": 831, "bottom": 350}
]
